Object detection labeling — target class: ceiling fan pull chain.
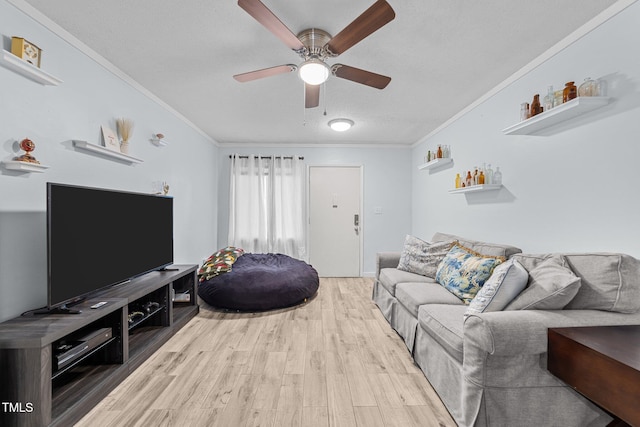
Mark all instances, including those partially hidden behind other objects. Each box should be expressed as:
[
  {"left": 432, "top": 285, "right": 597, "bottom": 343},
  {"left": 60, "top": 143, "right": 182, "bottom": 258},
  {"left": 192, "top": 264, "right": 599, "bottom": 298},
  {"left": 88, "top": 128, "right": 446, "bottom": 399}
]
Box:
[
  {"left": 303, "top": 84, "right": 307, "bottom": 126},
  {"left": 323, "top": 82, "right": 328, "bottom": 116}
]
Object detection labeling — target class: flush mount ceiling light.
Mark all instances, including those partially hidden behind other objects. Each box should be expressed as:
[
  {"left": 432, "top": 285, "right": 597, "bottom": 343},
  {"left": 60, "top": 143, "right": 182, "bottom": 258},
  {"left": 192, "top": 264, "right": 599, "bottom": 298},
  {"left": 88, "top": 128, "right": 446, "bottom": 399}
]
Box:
[
  {"left": 328, "top": 118, "right": 354, "bottom": 132},
  {"left": 298, "top": 56, "right": 330, "bottom": 85}
]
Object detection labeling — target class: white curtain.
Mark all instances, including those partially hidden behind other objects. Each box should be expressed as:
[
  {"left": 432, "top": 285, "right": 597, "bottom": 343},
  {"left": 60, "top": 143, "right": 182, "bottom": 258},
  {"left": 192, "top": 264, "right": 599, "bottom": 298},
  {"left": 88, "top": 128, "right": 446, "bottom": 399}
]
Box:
[{"left": 228, "top": 154, "right": 306, "bottom": 260}]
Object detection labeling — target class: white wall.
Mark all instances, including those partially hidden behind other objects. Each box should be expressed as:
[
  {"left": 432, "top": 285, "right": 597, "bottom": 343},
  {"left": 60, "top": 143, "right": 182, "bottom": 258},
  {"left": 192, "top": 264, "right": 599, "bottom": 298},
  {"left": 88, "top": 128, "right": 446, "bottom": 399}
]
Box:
[
  {"left": 412, "top": 1, "right": 640, "bottom": 257},
  {"left": 0, "top": 0, "right": 218, "bottom": 321},
  {"left": 216, "top": 145, "right": 412, "bottom": 275}
]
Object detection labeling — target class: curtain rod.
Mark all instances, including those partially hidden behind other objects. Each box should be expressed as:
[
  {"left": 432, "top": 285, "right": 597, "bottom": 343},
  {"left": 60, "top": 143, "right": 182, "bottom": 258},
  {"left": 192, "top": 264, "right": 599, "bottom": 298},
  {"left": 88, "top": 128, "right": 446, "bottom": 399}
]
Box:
[{"left": 229, "top": 155, "right": 304, "bottom": 160}]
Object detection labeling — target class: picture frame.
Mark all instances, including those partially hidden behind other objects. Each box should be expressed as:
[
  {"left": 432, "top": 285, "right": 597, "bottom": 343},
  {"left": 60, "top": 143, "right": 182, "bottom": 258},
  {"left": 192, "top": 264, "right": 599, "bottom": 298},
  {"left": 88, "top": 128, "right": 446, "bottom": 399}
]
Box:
[
  {"left": 101, "top": 125, "right": 121, "bottom": 152},
  {"left": 11, "top": 37, "right": 42, "bottom": 68}
]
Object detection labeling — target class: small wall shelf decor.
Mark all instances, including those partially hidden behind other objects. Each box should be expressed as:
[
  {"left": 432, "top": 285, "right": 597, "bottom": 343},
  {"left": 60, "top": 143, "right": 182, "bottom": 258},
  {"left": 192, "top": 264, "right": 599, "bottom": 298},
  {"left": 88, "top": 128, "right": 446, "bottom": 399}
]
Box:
[
  {"left": 0, "top": 49, "right": 62, "bottom": 85},
  {"left": 73, "top": 140, "right": 143, "bottom": 164},
  {"left": 448, "top": 184, "right": 502, "bottom": 194},
  {"left": 418, "top": 157, "right": 453, "bottom": 170},
  {"left": 2, "top": 160, "right": 50, "bottom": 172},
  {"left": 502, "top": 96, "right": 610, "bottom": 135},
  {"left": 151, "top": 133, "right": 168, "bottom": 146}
]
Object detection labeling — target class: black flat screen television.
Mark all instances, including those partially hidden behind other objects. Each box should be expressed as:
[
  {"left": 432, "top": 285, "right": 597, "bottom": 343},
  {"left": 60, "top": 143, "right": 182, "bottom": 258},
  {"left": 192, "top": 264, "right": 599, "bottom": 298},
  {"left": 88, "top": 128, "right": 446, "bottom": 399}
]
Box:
[{"left": 46, "top": 182, "right": 174, "bottom": 313}]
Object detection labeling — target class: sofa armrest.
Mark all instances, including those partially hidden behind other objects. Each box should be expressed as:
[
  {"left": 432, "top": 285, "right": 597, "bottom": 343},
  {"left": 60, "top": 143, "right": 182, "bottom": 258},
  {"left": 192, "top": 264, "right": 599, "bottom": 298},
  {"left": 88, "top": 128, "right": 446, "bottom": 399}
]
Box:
[
  {"left": 464, "top": 309, "right": 640, "bottom": 356},
  {"left": 376, "top": 252, "right": 401, "bottom": 280}
]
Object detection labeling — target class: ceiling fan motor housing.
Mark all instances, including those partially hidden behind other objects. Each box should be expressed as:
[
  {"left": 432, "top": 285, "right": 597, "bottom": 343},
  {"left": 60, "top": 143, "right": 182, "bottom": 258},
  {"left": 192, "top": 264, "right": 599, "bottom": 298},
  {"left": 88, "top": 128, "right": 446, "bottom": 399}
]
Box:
[{"left": 297, "top": 28, "right": 332, "bottom": 59}]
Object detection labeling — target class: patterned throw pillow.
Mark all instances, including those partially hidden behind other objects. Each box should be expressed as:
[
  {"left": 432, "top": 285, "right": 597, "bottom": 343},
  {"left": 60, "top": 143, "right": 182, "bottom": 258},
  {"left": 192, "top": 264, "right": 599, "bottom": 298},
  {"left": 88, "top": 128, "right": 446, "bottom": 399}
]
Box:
[
  {"left": 198, "top": 246, "right": 245, "bottom": 282},
  {"left": 435, "top": 244, "right": 505, "bottom": 304},
  {"left": 397, "top": 235, "right": 454, "bottom": 278},
  {"left": 464, "top": 258, "right": 529, "bottom": 317}
]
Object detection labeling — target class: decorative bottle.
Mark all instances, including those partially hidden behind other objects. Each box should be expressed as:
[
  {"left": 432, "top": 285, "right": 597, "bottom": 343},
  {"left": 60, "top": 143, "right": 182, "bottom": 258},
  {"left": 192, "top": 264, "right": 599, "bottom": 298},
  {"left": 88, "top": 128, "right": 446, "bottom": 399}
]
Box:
[
  {"left": 553, "top": 90, "right": 563, "bottom": 107},
  {"left": 520, "top": 102, "right": 530, "bottom": 121},
  {"left": 543, "top": 86, "right": 554, "bottom": 111},
  {"left": 455, "top": 173, "right": 461, "bottom": 189},
  {"left": 493, "top": 167, "right": 503, "bottom": 185},
  {"left": 465, "top": 171, "right": 473, "bottom": 187},
  {"left": 578, "top": 77, "right": 597, "bottom": 97},
  {"left": 530, "top": 94, "right": 542, "bottom": 117},
  {"left": 563, "top": 81, "right": 577, "bottom": 102},
  {"left": 485, "top": 164, "right": 494, "bottom": 185},
  {"left": 437, "top": 145, "right": 443, "bottom": 158},
  {"left": 478, "top": 171, "right": 485, "bottom": 185},
  {"left": 596, "top": 78, "right": 607, "bottom": 96}
]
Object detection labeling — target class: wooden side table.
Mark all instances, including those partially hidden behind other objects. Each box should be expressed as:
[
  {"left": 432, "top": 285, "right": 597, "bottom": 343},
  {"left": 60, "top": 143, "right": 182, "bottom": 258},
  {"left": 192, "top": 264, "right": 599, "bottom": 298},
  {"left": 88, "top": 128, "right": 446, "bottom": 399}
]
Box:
[{"left": 548, "top": 325, "right": 640, "bottom": 426}]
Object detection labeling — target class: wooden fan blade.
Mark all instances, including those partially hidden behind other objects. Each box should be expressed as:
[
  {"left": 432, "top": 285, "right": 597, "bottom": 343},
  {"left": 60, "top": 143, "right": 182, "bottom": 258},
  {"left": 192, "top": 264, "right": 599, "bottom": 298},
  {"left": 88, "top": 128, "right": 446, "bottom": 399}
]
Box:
[
  {"left": 333, "top": 64, "right": 391, "bottom": 89},
  {"left": 238, "top": 0, "right": 305, "bottom": 51},
  {"left": 324, "top": 0, "right": 395, "bottom": 56},
  {"left": 233, "top": 64, "right": 296, "bottom": 82},
  {"left": 305, "top": 84, "right": 320, "bottom": 108}
]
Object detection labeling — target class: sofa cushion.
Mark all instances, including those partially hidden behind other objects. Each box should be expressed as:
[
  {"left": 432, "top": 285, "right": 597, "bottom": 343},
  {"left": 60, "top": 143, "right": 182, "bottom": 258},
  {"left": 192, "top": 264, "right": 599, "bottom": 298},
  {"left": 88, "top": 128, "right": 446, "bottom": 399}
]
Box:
[
  {"left": 417, "top": 304, "right": 467, "bottom": 362},
  {"left": 505, "top": 255, "right": 581, "bottom": 310},
  {"left": 396, "top": 282, "right": 463, "bottom": 317},
  {"left": 465, "top": 258, "right": 529, "bottom": 318},
  {"left": 432, "top": 232, "right": 522, "bottom": 258},
  {"left": 435, "top": 244, "right": 505, "bottom": 304},
  {"left": 378, "top": 267, "right": 431, "bottom": 296},
  {"left": 513, "top": 253, "right": 640, "bottom": 313},
  {"left": 397, "top": 235, "right": 453, "bottom": 278}
]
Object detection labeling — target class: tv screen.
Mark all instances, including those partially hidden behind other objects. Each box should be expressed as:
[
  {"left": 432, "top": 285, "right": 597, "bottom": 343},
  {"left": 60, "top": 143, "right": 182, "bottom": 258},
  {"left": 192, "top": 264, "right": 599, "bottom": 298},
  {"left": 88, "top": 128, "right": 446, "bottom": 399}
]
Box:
[{"left": 47, "top": 183, "right": 173, "bottom": 310}]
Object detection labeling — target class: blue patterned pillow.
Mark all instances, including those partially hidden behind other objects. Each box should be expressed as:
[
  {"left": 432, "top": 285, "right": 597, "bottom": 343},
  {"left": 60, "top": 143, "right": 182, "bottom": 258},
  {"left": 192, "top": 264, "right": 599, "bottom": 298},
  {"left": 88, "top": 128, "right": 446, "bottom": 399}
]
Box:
[{"left": 436, "top": 244, "right": 505, "bottom": 304}]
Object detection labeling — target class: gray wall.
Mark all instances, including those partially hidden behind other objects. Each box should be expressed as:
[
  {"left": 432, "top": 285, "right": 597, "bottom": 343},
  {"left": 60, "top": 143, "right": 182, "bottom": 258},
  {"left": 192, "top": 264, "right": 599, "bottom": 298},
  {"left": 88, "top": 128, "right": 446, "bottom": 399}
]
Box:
[
  {"left": 412, "top": 1, "right": 640, "bottom": 257},
  {"left": 0, "top": 0, "right": 218, "bottom": 321},
  {"left": 216, "top": 145, "right": 413, "bottom": 275}
]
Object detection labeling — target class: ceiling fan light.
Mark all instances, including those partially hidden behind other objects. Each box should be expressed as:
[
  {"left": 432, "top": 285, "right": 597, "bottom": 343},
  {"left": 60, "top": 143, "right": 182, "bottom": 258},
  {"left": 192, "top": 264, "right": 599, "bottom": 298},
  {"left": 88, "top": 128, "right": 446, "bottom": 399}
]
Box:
[
  {"left": 328, "top": 118, "right": 354, "bottom": 132},
  {"left": 299, "top": 58, "right": 329, "bottom": 85}
]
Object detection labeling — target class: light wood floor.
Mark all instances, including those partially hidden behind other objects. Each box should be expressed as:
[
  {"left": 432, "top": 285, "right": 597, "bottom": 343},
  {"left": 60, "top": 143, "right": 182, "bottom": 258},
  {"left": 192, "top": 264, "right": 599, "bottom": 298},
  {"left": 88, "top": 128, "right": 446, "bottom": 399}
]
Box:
[{"left": 76, "top": 277, "right": 456, "bottom": 427}]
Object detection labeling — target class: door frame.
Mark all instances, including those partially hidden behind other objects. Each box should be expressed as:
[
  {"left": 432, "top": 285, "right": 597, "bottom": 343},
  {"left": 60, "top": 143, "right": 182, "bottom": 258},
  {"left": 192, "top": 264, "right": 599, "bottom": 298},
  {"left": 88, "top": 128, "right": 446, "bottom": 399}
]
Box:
[{"left": 306, "top": 164, "right": 364, "bottom": 277}]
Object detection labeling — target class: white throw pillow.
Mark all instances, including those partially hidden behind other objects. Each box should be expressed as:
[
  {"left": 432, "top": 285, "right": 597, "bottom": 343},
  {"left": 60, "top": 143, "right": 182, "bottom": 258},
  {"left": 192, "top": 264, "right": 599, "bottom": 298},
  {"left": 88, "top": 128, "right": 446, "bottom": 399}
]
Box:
[
  {"left": 504, "top": 254, "right": 581, "bottom": 310},
  {"left": 464, "top": 258, "right": 528, "bottom": 318}
]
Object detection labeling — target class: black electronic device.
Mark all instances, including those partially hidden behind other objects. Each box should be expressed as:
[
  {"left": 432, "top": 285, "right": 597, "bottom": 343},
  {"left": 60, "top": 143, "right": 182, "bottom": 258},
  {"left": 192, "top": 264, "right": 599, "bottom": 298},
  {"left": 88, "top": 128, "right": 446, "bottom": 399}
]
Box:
[
  {"left": 142, "top": 301, "right": 160, "bottom": 314},
  {"left": 43, "top": 183, "right": 174, "bottom": 314},
  {"left": 54, "top": 327, "right": 113, "bottom": 370}
]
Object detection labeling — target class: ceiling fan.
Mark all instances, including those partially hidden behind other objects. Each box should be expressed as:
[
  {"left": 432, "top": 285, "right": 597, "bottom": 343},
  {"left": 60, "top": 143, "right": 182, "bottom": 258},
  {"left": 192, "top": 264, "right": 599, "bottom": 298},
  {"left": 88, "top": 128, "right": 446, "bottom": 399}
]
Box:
[{"left": 233, "top": 0, "right": 395, "bottom": 108}]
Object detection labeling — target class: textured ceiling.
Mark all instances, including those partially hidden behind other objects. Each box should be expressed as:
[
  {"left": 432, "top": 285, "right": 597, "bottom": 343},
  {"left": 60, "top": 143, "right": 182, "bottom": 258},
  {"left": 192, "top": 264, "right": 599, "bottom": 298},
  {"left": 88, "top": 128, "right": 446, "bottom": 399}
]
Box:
[{"left": 17, "top": 0, "right": 617, "bottom": 145}]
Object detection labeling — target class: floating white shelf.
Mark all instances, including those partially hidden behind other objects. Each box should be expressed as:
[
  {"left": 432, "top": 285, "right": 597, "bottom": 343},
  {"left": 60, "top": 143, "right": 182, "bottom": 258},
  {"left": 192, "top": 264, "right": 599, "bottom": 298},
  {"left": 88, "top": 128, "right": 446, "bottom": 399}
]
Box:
[
  {"left": 502, "top": 96, "right": 610, "bottom": 135},
  {"left": 73, "top": 140, "right": 143, "bottom": 164},
  {"left": 418, "top": 157, "right": 453, "bottom": 170},
  {"left": 151, "top": 137, "right": 168, "bottom": 146},
  {"left": 2, "top": 160, "right": 50, "bottom": 172},
  {"left": 449, "top": 184, "right": 502, "bottom": 194},
  {"left": 0, "top": 49, "right": 63, "bottom": 86}
]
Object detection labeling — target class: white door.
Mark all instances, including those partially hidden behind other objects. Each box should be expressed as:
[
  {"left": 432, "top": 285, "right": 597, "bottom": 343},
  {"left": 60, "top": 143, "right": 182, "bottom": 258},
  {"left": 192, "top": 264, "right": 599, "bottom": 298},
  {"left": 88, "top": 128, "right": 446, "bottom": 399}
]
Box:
[{"left": 309, "top": 166, "right": 361, "bottom": 277}]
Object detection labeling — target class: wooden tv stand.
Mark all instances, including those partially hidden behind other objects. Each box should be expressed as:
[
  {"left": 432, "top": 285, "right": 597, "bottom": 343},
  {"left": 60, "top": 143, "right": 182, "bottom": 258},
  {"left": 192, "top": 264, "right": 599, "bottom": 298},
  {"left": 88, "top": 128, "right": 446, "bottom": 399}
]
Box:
[{"left": 0, "top": 265, "right": 198, "bottom": 427}]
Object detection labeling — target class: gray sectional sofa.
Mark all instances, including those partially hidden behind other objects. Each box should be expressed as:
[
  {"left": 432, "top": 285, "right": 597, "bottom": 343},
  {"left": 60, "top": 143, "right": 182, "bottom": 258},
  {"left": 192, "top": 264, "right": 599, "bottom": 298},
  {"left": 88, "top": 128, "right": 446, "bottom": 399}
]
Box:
[{"left": 373, "top": 232, "right": 640, "bottom": 427}]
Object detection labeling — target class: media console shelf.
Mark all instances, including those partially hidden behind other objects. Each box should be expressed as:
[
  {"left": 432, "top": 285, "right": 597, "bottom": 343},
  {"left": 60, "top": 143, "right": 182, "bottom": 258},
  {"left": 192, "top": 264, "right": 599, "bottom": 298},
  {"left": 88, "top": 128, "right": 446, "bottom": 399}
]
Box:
[{"left": 0, "top": 264, "right": 198, "bottom": 427}]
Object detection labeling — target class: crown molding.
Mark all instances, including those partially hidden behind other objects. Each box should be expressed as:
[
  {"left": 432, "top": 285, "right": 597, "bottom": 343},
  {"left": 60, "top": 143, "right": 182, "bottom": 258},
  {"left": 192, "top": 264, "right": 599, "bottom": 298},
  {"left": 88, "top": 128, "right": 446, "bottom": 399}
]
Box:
[
  {"left": 6, "top": 0, "right": 217, "bottom": 146},
  {"left": 412, "top": 0, "right": 637, "bottom": 148}
]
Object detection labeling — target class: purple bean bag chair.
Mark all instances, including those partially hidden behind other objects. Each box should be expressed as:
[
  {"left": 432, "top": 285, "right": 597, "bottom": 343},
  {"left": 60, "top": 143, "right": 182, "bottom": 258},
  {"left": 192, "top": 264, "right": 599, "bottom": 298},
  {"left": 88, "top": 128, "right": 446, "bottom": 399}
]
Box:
[{"left": 198, "top": 253, "right": 319, "bottom": 311}]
